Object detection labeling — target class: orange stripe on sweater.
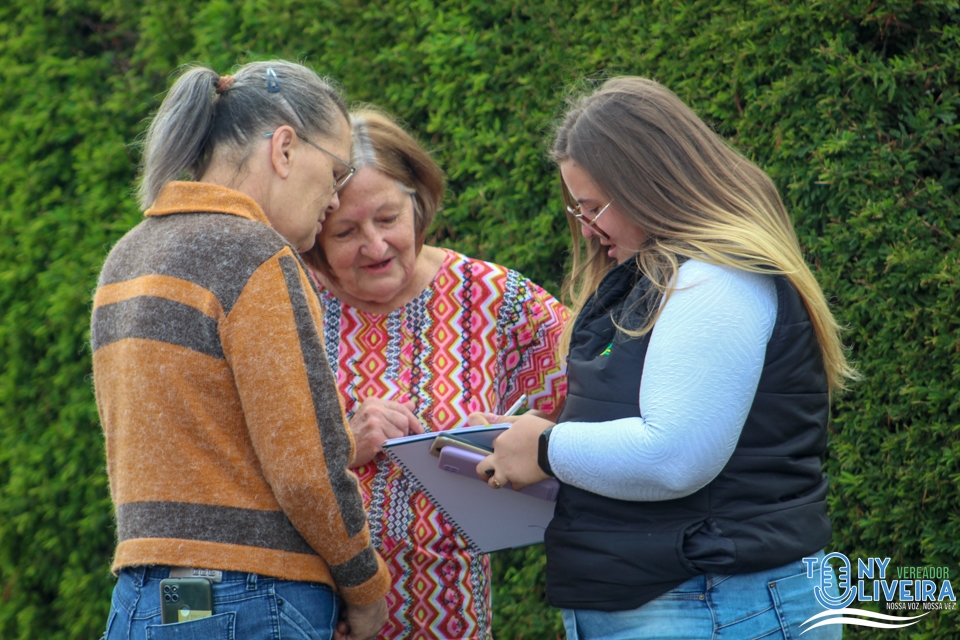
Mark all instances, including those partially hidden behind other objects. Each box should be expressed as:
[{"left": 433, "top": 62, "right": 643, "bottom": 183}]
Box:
[
  {"left": 94, "top": 274, "right": 224, "bottom": 319},
  {"left": 94, "top": 340, "right": 278, "bottom": 510},
  {"left": 113, "top": 538, "right": 391, "bottom": 606},
  {"left": 113, "top": 538, "right": 335, "bottom": 586},
  {"left": 145, "top": 181, "right": 270, "bottom": 225}
]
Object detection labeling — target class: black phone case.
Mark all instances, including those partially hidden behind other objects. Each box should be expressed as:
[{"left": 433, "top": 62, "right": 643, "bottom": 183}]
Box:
[{"left": 160, "top": 578, "right": 214, "bottom": 624}]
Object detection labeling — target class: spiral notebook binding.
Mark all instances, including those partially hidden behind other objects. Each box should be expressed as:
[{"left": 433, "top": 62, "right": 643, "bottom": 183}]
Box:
[{"left": 384, "top": 449, "right": 482, "bottom": 552}]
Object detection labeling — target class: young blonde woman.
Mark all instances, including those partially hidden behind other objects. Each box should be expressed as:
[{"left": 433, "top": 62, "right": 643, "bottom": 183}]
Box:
[
  {"left": 92, "top": 61, "right": 389, "bottom": 640},
  {"left": 480, "top": 77, "right": 852, "bottom": 639}
]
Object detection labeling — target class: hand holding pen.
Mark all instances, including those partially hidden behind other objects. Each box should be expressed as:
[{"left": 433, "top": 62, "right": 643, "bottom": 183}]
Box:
[
  {"left": 348, "top": 396, "right": 425, "bottom": 468},
  {"left": 466, "top": 394, "right": 528, "bottom": 427},
  {"left": 473, "top": 397, "right": 555, "bottom": 490}
]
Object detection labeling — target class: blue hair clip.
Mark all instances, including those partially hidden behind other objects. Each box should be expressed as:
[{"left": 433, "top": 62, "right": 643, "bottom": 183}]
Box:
[{"left": 266, "top": 67, "right": 280, "bottom": 93}]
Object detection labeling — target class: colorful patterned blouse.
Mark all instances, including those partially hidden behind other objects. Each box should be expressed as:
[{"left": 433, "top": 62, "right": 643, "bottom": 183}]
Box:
[{"left": 312, "top": 249, "right": 568, "bottom": 639}]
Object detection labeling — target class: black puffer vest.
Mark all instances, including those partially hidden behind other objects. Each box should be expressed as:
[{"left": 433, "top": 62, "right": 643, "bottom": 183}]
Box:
[{"left": 545, "top": 260, "right": 831, "bottom": 611}]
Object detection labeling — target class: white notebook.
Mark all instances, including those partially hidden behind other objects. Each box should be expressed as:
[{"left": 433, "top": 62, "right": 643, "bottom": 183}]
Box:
[{"left": 382, "top": 425, "right": 557, "bottom": 553}]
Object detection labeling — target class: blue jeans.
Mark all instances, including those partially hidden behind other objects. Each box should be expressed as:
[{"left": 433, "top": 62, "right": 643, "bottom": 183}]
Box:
[
  {"left": 102, "top": 566, "right": 339, "bottom": 640},
  {"left": 562, "top": 552, "right": 841, "bottom": 640}
]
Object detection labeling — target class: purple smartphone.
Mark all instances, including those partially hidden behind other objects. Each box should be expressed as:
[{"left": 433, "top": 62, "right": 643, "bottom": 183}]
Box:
[{"left": 437, "top": 446, "right": 559, "bottom": 501}]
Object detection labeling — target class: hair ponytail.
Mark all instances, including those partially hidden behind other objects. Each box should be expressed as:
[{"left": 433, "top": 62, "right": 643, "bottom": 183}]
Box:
[
  {"left": 136, "top": 61, "right": 347, "bottom": 211},
  {"left": 138, "top": 67, "right": 219, "bottom": 209}
]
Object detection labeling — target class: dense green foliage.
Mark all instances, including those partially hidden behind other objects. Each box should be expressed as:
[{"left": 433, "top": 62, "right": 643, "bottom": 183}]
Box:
[{"left": 1, "top": 1, "right": 958, "bottom": 638}]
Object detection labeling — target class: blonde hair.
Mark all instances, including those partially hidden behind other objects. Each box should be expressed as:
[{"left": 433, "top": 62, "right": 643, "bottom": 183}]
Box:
[
  {"left": 302, "top": 107, "right": 444, "bottom": 277},
  {"left": 553, "top": 77, "right": 855, "bottom": 392}
]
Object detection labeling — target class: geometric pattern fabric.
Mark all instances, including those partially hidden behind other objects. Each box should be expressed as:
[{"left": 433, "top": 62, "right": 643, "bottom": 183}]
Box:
[{"left": 313, "top": 250, "right": 568, "bottom": 639}]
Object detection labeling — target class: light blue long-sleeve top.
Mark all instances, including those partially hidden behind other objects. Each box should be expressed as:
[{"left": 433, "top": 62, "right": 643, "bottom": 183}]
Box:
[{"left": 548, "top": 259, "right": 779, "bottom": 501}]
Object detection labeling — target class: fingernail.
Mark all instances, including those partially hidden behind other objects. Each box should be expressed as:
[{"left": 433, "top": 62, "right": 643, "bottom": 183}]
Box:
[{"left": 485, "top": 469, "right": 494, "bottom": 476}]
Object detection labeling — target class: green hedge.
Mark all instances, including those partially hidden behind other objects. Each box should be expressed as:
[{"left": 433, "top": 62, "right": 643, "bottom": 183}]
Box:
[{"left": 1, "top": 1, "right": 958, "bottom": 638}]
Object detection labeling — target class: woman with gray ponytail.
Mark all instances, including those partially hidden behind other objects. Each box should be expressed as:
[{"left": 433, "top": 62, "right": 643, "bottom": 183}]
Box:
[{"left": 92, "top": 61, "right": 389, "bottom": 640}]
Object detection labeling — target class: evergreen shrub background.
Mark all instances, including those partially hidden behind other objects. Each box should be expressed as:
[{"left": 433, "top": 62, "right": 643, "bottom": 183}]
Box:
[{"left": 1, "top": 1, "right": 958, "bottom": 638}]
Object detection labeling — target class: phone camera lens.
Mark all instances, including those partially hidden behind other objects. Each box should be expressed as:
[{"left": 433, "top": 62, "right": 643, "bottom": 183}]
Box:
[
  {"left": 163, "top": 585, "right": 171, "bottom": 593},
  {"left": 163, "top": 594, "right": 171, "bottom": 602},
  {"left": 171, "top": 593, "right": 179, "bottom": 602}
]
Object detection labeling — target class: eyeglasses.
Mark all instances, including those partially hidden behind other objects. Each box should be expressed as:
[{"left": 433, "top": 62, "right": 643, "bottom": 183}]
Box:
[
  {"left": 264, "top": 130, "right": 356, "bottom": 193},
  {"left": 561, "top": 180, "right": 611, "bottom": 240}
]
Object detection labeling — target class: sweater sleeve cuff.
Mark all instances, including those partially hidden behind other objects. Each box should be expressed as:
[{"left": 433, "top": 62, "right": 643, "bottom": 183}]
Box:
[{"left": 336, "top": 551, "right": 391, "bottom": 606}]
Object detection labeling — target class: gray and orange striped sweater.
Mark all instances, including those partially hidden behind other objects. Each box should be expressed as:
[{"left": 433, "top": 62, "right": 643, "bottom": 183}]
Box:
[{"left": 91, "top": 181, "right": 390, "bottom": 606}]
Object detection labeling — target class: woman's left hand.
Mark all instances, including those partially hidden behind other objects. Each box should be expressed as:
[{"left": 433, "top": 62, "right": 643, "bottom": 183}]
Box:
[
  {"left": 476, "top": 413, "right": 554, "bottom": 490},
  {"left": 348, "top": 398, "right": 423, "bottom": 468}
]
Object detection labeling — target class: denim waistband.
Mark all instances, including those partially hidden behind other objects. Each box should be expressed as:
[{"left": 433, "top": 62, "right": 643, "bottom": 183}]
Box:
[{"left": 127, "top": 565, "right": 265, "bottom": 584}]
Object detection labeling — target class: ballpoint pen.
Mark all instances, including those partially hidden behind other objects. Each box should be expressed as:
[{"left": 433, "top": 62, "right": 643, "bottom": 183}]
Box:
[
  {"left": 482, "top": 394, "right": 528, "bottom": 476},
  {"left": 476, "top": 394, "right": 528, "bottom": 427},
  {"left": 503, "top": 394, "right": 528, "bottom": 418}
]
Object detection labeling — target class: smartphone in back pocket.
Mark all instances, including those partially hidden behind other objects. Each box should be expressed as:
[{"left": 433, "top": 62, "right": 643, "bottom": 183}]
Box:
[{"left": 160, "top": 578, "right": 213, "bottom": 624}]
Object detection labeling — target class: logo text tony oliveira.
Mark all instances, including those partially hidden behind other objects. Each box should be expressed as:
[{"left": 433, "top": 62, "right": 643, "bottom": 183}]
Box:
[{"left": 798, "top": 552, "right": 956, "bottom": 634}]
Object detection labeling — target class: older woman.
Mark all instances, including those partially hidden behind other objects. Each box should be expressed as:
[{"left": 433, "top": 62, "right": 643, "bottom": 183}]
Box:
[
  {"left": 302, "top": 109, "right": 568, "bottom": 640},
  {"left": 92, "top": 62, "right": 389, "bottom": 640}
]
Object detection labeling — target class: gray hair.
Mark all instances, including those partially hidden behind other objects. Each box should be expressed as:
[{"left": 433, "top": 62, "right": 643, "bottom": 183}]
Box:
[
  {"left": 349, "top": 115, "right": 413, "bottom": 196},
  {"left": 349, "top": 115, "right": 380, "bottom": 169},
  {"left": 137, "top": 60, "right": 347, "bottom": 210}
]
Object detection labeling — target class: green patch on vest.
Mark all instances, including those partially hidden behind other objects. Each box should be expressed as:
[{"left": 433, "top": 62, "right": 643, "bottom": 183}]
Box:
[{"left": 599, "top": 342, "right": 613, "bottom": 357}]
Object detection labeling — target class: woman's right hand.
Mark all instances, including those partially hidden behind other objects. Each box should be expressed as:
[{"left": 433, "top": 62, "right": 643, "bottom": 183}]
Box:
[
  {"left": 348, "top": 398, "right": 424, "bottom": 468},
  {"left": 465, "top": 412, "right": 521, "bottom": 426},
  {"left": 476, "top": 413, "right": 554, "bottom": 490},
  {"left": 335, "top": 596, "right": 388, "bottom": 640}
]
